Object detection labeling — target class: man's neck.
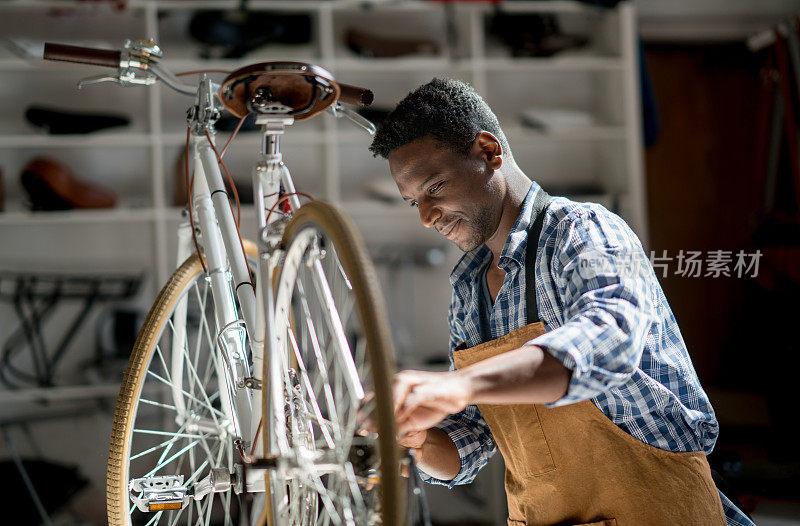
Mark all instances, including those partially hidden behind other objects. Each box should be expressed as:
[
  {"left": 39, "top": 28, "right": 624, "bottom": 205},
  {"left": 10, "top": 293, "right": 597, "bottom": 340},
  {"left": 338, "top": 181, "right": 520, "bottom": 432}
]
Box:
[{"left": 484, "top": 168, "right": 533, "bottom": 261}]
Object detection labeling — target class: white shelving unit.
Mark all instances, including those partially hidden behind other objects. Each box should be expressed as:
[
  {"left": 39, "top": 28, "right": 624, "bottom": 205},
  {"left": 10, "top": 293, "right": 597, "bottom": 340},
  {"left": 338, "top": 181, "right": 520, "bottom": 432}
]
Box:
[{"left": 0, "top": 0, "right": 646, "bottom": 295}]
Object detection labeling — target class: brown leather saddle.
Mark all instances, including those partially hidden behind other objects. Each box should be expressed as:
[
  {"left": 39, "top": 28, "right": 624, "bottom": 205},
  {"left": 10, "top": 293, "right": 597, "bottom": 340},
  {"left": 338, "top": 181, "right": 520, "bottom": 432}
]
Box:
[{"left": 218, "top": 61, "right": 372, "bottom": 120}]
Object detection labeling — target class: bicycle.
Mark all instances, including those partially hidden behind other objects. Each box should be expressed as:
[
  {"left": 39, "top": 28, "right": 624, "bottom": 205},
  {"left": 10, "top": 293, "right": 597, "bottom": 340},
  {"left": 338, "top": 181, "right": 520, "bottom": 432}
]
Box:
[{"left": 43, "top": 38, "right": 426, "bottom": 526}]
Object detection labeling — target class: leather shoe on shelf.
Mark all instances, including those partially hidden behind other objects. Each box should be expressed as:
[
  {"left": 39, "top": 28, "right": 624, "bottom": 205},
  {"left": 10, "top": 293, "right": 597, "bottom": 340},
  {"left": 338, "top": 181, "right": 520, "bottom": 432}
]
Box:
[
  {"left": 20, "top": 157, "right": 117, "bottom": 210},
  {"left": 25, "top": 106, "right": 130, "bottom": 135}
]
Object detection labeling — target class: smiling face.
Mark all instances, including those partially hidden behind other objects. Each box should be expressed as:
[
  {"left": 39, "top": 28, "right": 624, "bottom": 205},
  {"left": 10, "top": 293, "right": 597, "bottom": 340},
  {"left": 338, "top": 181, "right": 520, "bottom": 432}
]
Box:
[{"left": 388, "top": 134, "right": 505, "bottom": 252}]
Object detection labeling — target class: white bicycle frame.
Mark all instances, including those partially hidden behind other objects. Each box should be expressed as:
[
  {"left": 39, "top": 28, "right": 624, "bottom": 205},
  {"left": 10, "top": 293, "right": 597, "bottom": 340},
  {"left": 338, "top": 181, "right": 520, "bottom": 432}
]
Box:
[
  {"left": 167, "top": 76, "right": 363, "bottom": 505},
  {"left": 168, "top": 76, "right": 287, "bottom": 494}
]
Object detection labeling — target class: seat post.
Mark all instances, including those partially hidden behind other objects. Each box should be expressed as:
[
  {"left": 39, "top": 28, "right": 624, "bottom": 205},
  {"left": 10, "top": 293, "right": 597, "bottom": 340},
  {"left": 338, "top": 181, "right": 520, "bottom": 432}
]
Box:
[
  {"left": 254, "top": 114, "right": 294, "bottom": 158},
  {"left": 253, "top": 114, "right": 302, "bottom": 221}
]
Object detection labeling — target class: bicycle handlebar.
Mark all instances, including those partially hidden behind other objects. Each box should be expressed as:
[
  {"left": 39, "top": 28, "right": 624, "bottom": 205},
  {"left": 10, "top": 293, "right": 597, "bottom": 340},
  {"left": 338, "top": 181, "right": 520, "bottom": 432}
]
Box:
[
  {"left": 42, "top": 41, "right": 373, "bottom": 114},
  {"left": 43, "top": 43, "right": 121, "bottom": 68},
  {"left": 338, "top": 84, "right": 374, "bottom": 107}
]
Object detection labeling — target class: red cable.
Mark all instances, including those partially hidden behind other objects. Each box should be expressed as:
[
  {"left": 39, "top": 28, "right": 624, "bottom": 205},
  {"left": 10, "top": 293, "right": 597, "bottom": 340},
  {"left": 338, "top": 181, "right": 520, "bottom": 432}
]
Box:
[
  {"left": 204, "top": 130, "right": 242, "bottom": 226},
  {"left": 204, "top": 130, "right": 255, "bottom": 291},
  {"left": 220, "top": 115, "right": 247, "bottom": 159},
  {"left": 264, "top": 192, "right": 314, "bottom": 225}
]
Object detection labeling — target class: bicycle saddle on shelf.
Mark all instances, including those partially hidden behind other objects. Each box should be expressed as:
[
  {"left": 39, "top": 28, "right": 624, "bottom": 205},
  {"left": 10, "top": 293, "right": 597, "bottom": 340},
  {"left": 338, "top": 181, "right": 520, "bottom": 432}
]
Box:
[{"left": 219, "top": 61, "right": 372, "bottom": 120}]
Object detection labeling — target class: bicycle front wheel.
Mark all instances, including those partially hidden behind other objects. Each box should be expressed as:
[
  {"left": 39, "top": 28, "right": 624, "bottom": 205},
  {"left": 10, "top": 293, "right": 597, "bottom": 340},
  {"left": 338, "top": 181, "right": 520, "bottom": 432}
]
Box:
[
  {"left": 107, "top": 241, "right": 257, "bottom": 526},
  {"left": 264, "top": 201, "right": 403, "bottom": 526}
]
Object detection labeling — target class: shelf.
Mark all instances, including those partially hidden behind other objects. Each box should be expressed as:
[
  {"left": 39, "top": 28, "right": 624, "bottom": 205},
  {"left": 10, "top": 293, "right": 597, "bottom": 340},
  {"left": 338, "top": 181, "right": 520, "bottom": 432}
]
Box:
[
  {"left": 162, "top": 58, "right": 321, "bottom": 73},
  {"left": 0, "top": 57, "right": 38, "bottom": 71},
  {"left": 503, "top": 126, "right": 627, "bottom": 142},
  {"left": 152, "top": 0, "right": 602, "bottom": 14},
  {"left": 160, "top": 129, "right": 328, "bottom": 146},
  {"left": 151, "top": 0, "right": 336, "bottom": 11},
  {"left": 0, "top": 0, "right": 604, "bottom": 14},
  {"left": 0, "top": 208, "right": 157, "bottom": 225},
  {"left": 481, "top": 56, "right": 623, "bottom": 72},
  {"left": 0, "top": 133, "right": 152, "bottom": 148},
  {"left": 332, "top": 57, "right": 469, "bottom": 71},
  {"left": 0, "top": 383, "right": 121, "bottom": 404},
  {"left": 481, "top": 1, "right": 606, "bottom": 15},
  {"left": 329, "top": 127, "right": 627, "bottom": 148},
  {"left": 162, "top": 57, "right": 470, "bottom": 73},
  {"left": 334, "top": 130, "right": 381, "bottom": 145}
]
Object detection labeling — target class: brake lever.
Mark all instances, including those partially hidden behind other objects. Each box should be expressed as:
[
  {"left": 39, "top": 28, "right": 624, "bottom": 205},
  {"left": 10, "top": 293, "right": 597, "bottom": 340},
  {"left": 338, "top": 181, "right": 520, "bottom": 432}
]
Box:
[
  {"left": 329, "top": 102, "right": 376, "bottom": 136},
  {"left": 78, "top": 67, "right": 156, "bottom": 89}
]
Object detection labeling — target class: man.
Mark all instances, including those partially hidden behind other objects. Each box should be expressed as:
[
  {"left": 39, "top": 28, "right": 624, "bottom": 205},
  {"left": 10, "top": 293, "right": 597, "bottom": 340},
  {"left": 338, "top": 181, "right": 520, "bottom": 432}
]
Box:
[{"left": 368, "top": 78, "right": 753, "bottom": 526}]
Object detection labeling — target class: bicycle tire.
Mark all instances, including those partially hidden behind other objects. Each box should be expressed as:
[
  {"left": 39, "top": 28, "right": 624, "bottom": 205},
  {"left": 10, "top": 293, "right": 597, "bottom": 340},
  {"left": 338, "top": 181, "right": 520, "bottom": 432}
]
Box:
[
  {"left": 107, "top": 240, "right": 258, "bottom": 526},
  {"left": 262, "top": 201, "right": 403, "bottom": 526}
]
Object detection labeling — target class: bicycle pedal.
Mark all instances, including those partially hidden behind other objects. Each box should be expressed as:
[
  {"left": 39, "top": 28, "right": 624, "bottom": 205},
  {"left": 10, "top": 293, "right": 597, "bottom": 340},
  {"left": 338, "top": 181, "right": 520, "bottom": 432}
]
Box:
[{"left": 129, "top": 475, "right": 189, "bottom": 513}]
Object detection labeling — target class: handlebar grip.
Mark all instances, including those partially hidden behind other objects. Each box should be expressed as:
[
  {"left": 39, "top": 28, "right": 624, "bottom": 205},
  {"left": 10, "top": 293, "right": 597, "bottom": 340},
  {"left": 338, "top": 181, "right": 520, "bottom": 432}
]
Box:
[
  {"left": 338, "top": 83, "right": 374, "bottom": 107},
  {"left": 43, "top": 43, "right": 121, "bottom": 68}
]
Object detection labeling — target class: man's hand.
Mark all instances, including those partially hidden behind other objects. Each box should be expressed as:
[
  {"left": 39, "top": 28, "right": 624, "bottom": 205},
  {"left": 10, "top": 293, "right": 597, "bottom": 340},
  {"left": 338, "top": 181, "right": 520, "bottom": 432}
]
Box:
[{"left": 393, "top": 370, "right": 472, "bottom": 437}]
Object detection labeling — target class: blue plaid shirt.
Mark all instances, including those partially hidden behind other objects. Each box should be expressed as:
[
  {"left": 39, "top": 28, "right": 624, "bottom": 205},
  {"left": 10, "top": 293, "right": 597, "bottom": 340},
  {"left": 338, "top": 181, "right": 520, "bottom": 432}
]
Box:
[{"left": 421, "top": 182, "right": 753, "bottom": 526}]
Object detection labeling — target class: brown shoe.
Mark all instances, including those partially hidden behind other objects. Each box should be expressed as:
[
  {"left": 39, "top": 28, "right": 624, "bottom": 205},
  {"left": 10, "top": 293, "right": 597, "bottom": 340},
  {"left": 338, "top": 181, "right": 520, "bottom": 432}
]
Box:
[{"left": 20, "top": 157, "right": 116, "bottom": 210}]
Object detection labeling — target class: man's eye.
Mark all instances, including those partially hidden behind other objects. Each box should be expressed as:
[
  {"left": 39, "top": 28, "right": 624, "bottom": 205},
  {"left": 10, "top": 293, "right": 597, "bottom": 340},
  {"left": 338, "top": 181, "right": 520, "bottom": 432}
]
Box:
[
  {"left": 429, "top": 182, "right": 444, "bottom": 194},
  {"left": 409, "top": 200, "right": 418, "bottom": 208}
]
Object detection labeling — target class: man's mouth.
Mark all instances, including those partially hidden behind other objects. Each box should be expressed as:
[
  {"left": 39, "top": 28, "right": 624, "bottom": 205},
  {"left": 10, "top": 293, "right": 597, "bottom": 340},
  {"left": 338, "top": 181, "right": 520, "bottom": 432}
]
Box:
[{"left": 439, "top": 219, "right": 461, "bottom": 239}]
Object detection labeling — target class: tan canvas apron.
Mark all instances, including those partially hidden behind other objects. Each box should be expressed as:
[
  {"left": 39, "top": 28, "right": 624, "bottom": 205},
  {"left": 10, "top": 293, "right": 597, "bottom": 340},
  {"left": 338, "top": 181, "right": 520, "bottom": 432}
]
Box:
[
  {"left": 453, "top": 323, "right": 727, "bottom": 526},
  {"left": 451, "top": 189, "right": 727, "bottom": 525}
]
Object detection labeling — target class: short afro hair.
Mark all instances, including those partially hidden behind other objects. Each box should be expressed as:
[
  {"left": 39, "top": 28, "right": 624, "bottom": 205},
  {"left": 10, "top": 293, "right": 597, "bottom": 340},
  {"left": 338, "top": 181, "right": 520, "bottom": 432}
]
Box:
[{"left": 369, "top": 78, "right": 510, "bottom": 159}]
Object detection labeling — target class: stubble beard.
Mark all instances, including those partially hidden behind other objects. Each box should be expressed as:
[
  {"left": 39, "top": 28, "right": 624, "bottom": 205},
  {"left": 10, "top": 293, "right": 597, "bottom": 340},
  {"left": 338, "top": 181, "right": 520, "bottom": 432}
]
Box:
[{"left": 453, "top": 202, "right": 497, "bottom": 252}]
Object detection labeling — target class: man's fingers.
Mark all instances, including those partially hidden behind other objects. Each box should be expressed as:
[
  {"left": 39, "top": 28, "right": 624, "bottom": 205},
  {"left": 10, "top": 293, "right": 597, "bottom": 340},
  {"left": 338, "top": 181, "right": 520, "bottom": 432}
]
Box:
[
  {"left": 396, "top": 399, "right": 447, "bottom": 436},
  {"left": 396, "top": 390, "right": 425, "bottom": 423},
  {"left": 396, "top": 387, "right": 446, "bottom": 423},
  {"left": 392, "top": 372, "right": 419, "bottom": 415}
]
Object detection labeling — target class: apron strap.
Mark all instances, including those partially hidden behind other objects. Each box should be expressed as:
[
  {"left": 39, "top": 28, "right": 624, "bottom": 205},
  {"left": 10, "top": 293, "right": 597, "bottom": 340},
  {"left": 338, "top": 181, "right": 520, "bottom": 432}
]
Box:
[
  {"left": 477, "top": 186, "right": 552, "bottom": 338},
  {"left": 525, "top": 188, "right": 552, "bottom": 324}
]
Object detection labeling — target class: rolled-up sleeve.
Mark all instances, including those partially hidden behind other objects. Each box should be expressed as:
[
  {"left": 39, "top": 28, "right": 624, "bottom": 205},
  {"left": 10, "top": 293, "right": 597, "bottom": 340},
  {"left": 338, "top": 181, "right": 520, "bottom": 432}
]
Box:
[
  {"left": 418, "top": 288, "right": 498, "bottom": 486},
  {"left": 529, "top": 209, "right": 656, "bottom": 407},
  {"left": 420, "top": 405, "right": 497, "bottom": 486}
]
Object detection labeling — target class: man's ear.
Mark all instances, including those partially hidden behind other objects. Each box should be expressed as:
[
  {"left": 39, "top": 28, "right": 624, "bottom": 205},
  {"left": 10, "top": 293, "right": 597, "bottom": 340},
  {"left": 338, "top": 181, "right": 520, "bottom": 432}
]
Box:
[{"left": 473, "top": 131, "right": 503, "bottom": 170}]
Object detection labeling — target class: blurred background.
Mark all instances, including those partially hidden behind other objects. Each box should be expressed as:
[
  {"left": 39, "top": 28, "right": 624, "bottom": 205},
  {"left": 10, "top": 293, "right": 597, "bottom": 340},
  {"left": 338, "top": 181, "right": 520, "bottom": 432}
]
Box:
[{"left": 1, "top": 0, "right": 799, "bottom": 524}]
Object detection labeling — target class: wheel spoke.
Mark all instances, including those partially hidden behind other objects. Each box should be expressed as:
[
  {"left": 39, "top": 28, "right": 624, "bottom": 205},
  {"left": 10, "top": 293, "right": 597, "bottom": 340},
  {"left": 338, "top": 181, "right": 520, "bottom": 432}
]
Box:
[
  {"left": 144, "top": 439, "right": 202, "bottom": 478},
  {"left": 193, "top": 284, "right": 217, "bottom": 392},
  {"left": 167, "top": 317, "right": 225, "bottom": 431},
  {"left": 129, "top": 424, "right": 187, "bottom": 462},
  {"left": 168, "top": 503, "right": 187, "bottom": 526},
  {"left": 286, "top": 327, "right": 336, "bottom": 449},
  {"left": 293, "top": 280, "right": 342, "bottom": 437},
  {"left": 186, "top": 457, "right": 211, "bottom": 487},
  {"left": 343, "top": 462, "right": 367, "bottom": 522},
  {"left": 154, "top": 341, "right": 174, "bottom": 386},
  {"left": 144, "top": 510, "right": 164, "bottom": 526},
  {"left": 138, "top": 397, "right": 178, "bottom": 412},
  {"left": 145, "top": 369, "right": 224, "bottom": 420}
]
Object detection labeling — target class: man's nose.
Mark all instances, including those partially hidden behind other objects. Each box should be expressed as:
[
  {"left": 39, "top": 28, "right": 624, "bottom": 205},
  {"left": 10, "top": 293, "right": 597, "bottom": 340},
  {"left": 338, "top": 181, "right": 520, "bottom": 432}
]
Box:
[{"left": 417, "top": 198, "right": 440, "bottom": 229}]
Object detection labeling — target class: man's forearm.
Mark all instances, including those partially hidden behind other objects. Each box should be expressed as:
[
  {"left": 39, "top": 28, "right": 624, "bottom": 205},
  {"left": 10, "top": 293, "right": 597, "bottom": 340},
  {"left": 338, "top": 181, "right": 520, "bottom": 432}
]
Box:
[
  {"left": 460, "top": 344, "right": 571, "bottom": 405},
  {"left": 415, "top": 428, "right": 462, "bottom": 481}
]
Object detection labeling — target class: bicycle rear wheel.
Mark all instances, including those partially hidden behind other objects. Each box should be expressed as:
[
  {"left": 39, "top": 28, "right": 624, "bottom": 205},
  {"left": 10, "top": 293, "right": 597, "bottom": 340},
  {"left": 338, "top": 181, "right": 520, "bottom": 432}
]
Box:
[
  {"left": 107, "top": 241, "right": 257, "bottom": 526},
  {"left": 263, "top": 201, "right": 403, "bottom": 526}
]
